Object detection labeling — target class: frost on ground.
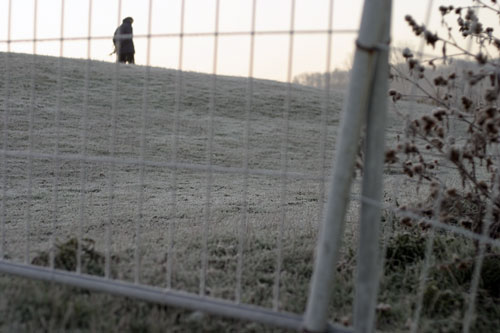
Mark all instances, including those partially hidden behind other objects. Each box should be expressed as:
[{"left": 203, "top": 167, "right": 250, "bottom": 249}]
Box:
[
  {"left": 2, "top": 53, "right": 498, "bottom": 332},
  {"left": 0, "top": 52, "right": 345, "bottom": 300}
]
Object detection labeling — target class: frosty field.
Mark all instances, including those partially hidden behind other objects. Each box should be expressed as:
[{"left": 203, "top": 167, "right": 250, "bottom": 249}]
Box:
[
  {"left": 0, "top": 52, "right": 346, "bottom": 300},
  {"left": 4, "top": 52, "right": 496, "bottom": 333}
]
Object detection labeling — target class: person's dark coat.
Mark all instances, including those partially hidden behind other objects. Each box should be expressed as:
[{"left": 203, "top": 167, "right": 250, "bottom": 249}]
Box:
[{"left": 113, "top": 17, "right": 135, "bottom": 55}]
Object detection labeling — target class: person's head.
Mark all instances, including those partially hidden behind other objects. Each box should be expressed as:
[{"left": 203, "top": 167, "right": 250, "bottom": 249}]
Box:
[{"left": 123, "top": 17, "right": 134, "bottom": 24}]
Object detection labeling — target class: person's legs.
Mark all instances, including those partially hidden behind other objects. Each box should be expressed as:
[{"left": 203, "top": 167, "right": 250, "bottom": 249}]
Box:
[
  {"left": 117, "top": 53, "right": 127, "bottom": 63},
  {"left": 118, "top": 53, "right": 135, "bottom": 64},
  {"left": 126, "top": 53, "right": 135, "bottom": 64}
]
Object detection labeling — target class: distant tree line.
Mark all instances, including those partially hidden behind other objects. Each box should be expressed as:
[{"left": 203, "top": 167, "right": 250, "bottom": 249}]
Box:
[
  {"left": 293, "top": 69, "right": 351, "bottom": 90},
  {"left": 294, "top": 58, "right": 489, "bottom": 105},
  {"left": 390, "top": 56, "right": 496, "bottom": 105}
]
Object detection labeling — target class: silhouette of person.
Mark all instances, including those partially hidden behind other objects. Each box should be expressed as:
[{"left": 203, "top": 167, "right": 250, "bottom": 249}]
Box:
[{"left": 113, "top": 17, "right": 135, "bottom": 64}]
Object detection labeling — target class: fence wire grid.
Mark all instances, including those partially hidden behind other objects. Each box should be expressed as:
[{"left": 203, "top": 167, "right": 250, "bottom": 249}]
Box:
[{"left": 1, "top": 0, "right": 499, "bottom": 332}]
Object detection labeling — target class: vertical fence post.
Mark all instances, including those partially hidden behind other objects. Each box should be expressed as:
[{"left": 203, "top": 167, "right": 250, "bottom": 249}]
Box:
[
  {"left": 353, "top": 1, "right": 392, "bottom": 332},
  {"left": 303, "top": 0, "right": 392, "bottom": 331}
]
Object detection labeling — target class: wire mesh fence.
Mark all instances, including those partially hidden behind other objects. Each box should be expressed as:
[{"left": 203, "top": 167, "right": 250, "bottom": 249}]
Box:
[
  {"left": 0, "top": 0, "right": 346, "bottom": 331},
  {"left": 1, "top": 0, "right": 500, "bottom": 332}
]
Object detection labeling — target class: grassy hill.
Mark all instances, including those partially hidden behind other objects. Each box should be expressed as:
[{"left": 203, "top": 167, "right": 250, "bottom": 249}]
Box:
[
  {"left": 0, "top": 52, "right": 344, "bottom": 331},
  {"left": 0, "top": 51, "right": 342, "bottom": 256},
  {"left": 2, "top": 52, "right": 498, "bottom": 332}
]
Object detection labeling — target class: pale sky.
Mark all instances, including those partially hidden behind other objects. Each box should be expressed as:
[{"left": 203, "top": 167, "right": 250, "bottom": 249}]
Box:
[{"left": 0, "top": 0, "right": 498, "bottom": 82}]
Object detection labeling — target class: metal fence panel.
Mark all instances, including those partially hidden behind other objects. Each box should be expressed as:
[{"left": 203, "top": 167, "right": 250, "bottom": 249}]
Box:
[{"left": 2, "top": 0, "right": 499, "bottom": 332}]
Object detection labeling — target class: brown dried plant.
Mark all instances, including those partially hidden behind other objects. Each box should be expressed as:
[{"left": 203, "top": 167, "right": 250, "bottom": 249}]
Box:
[{"left": 387, "top": 0, "right": 500, "bottom": 245}]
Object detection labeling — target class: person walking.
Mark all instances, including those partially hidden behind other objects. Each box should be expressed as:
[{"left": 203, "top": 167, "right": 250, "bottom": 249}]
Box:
[{"left": 113, "top": 17, "right": 135, "bottom": 64}]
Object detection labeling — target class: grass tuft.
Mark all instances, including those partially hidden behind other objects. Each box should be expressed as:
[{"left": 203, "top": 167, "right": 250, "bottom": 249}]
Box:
[{"left": 31, "top": 237, "right": 111, "bottom": 276}]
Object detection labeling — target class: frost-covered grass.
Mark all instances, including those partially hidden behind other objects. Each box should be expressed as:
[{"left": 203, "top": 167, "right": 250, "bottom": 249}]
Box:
[
  {"left": 0, "top": 225, "right": 321, "bottom": 333},
  {"left": 0, "top": 52, "right": 343, "bottom": 331},
  {"left": 1, "top": 52, "right": 499, "bottom": 332},
  {"left": 2, "top": 215, "right": 498, "bottom": 332},
  {"left": 0, "top": 51, "right": 341, "bottom": 261}
]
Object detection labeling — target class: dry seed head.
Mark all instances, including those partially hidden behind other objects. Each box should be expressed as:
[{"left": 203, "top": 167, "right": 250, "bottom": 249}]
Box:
[
  {"left": 439, "top": 6, "right": 449, "bottom": 16},
  {"left": 485, "top": 119, "right": 498, "bottom": 135},
  {"left": 485, "top": 89, "right": 498, "bottom": 102},
  {"left": 461, "top": 96, "right": 473, "bottom": 110},
  {"left": 458, "top": 17, "right": 465, "bottom": 29},
  {"left": 478, "top": 181, "right": 488, "bottom": 192},
  {"left": 422, "top": 115, "right": 436, "bottom": 132},
  {"left": 485, "top": 107, "right": 497, "bottom": 118},
  {"left": 436, "top": 126, "right": 445, "bottom": 138},
  {"left": 430, "top": 139, "right": 444, "bottom": 149},
  {"left": 448, "top": 146, "right": 462, "bottom": 163},
  {"left": 429, "top": 182, "right": 440, "bottom": 198},
  {"left": 385, "top": 150, "right": 398, "bottom": 164},
  {"left": 433, "top": 109, "right": 447, "bottom": 121},
  {"left": 403, "top": 166, "right": 414, "bottom": 178},
  {"left": 402, "top": 48, "right": 413, "bottom": 59},
  {"left": 487, "top": 158, "right": 493, "bottom": 171},
  {"left": 422, "top": 115, "right": 435, "bottom": 124},
  {"left": 413, "top": 163, "right": 424, "bottom": 174},
  {"left": 472, "top": 21, "right": 483, "bottom": 35},
  {"left": 424, "top": 30, "right": 438, "bottom": 48},
  {"left": 447, "top": 188, "right": 458, "bottom": 197},
  {"left": 494, "top": 38, "right": 500, "bottom": 50},
  {"left": 433, "top": 76, "right": 448, "bottom": 86},
  {"left": 465, "top": 9, "right": 476, "bottom": 21},
  {"left": 408, "top": 59, "right": 418, "bottom": 70},
  {"left": 401, "top": 217, "right": 413, "bottom": 226},
  {"left": 404, "top": 143, "right": 419, "bottom": 154}
]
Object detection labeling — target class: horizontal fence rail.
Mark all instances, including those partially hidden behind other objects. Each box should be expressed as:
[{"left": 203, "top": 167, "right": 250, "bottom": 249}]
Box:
[
  {"left": 0, "top": 260, "right": 354, "bottom": 333},
  {"left": 0, "top": 29, "right": 359, "bottom": 45}
]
